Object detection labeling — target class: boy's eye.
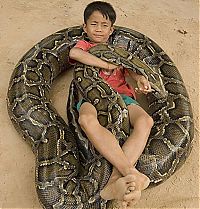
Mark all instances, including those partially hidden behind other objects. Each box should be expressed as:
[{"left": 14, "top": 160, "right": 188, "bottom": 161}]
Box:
[
  {"left": 103, "top": 24, "right": 108, "bottom": 27},
  {"left": 91, "top": 23, "right": 97, "bottom": 26}
]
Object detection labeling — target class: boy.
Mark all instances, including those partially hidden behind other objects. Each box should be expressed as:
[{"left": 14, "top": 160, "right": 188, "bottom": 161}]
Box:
[{"left": 69, "top": 1, "right": 153, "bottom": 207}]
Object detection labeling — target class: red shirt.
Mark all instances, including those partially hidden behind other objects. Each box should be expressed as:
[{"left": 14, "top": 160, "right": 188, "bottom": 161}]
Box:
[{"left": 73, "top": 40, "right": 136, "bottom": 98}]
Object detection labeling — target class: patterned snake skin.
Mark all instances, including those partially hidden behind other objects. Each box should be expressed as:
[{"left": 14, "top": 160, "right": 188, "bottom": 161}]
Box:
[{"left": 7, "top": 26, "right": 194, "bottom": 209}]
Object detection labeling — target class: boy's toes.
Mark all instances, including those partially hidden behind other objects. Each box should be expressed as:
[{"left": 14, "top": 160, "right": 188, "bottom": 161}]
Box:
[
  {"left": 125, "top": 186, "right": 135, "bottom": 194},
  {"left": 123, "top": 190, "right": 141, "bottom": 202},
  {"left": 127, "top": 181, "right": 136, "bottom": 188}
]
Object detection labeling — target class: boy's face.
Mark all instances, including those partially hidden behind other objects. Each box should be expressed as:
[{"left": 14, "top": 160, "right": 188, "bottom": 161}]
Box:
[{"left": 83, "top": 11, "right": 114, "bottom": 44}]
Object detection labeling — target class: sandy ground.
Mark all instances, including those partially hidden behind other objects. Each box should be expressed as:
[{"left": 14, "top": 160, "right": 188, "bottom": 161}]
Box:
[{"left": 0, "top": 0, "right": 199, "bottom": 208}]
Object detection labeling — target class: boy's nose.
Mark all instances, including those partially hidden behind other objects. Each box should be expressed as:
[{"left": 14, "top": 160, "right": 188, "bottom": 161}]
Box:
[{"left": 96, "top": 25, "right": 102, "bottom": 31}]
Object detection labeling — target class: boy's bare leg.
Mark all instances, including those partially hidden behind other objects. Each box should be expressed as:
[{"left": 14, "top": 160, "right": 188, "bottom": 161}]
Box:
[
  {"left": 120, "top": 104, "right": 153, "bottom": 206},
  {"left": 78, "top": 102, "right": 136, "bottom": 201},
  {"left": 123, "top": 104, "right": 153, "bottom": 185},
  {"left": 78, "top": 102, "right": 153, "bottom": 202},
  {"left": 111, "top": 104, "right": 153, "bottom": 207},
  {"left": 103, "top": 104, "right": 152, "bottom": 193}
]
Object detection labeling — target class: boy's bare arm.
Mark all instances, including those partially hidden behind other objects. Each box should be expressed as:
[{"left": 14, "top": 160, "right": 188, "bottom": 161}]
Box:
[{"left": 69, "top": 47, "right": 117, "bottom": 71}]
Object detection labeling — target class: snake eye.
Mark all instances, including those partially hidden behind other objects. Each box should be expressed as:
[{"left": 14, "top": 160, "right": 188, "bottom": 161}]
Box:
[
  {"left": 77, "top": 77, "right": 82, "bottom": 82},
  {"left": 94, "top": 98, "right": 99, "bottom": 104},
  {"left": 42, "top": 138, "right": 48, "bottom": 143}
]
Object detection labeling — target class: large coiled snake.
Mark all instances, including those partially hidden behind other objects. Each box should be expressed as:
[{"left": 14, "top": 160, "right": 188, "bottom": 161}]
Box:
[{"left": 7, "top": 26, "right": 194, "bottom": 209}]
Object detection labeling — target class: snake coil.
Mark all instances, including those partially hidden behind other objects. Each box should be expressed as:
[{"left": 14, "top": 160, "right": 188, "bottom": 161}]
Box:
[{"left": 7, "top": 26, "right": 194, "bottom": 209}]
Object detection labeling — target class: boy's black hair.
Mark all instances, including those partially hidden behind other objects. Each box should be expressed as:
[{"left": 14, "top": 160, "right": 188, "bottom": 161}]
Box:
[{"left": 84, "top": 1, "right": 116, "bottom": 25}]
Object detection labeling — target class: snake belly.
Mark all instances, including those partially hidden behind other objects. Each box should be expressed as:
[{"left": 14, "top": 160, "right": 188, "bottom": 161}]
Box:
[{"left": 7, "top": 25, "right": 194, "bottom": 209}]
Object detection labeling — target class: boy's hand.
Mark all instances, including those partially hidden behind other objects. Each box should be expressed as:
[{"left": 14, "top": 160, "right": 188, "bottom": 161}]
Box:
[
  {"left": 135, "top": 76, "right": 152, "bottom": 94},
  {"left": 102, "top": 62, "right": 118, "bottom": 74}
]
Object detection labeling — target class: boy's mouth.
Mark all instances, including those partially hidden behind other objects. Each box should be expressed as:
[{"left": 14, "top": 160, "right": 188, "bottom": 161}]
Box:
[{"left": 94, "top": 34, "right": 103, "bottom": 38}]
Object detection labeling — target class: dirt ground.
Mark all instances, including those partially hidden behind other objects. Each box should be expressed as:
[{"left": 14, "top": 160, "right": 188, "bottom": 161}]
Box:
[{"left": 0, "top": 0, "right": 199, "bottom": 208}]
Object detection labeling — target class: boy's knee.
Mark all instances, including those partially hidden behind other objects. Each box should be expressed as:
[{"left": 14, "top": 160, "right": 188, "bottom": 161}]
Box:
[
  {"left": 143, "top": 114, "right": 154, "bottom": 129},
  {"left": 78, "top": 114, "right": 89, "bottom": 128},
  {"left": 137, "top": 113, "right": 154, "bottom": 129},
  {"left": 78, "top": 113, "right": 98, "bottom": 130},
  {"left": 146, "top": 115, "right": 154, "bottom": 128}
]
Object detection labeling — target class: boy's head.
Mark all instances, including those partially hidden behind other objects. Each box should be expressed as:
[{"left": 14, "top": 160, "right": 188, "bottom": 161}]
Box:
[
  {"left": 84, "top": 1, "right": 116, "bottom": 26},
  {"left": 83, "top": 1, "right": 116, "bottom": 43}
]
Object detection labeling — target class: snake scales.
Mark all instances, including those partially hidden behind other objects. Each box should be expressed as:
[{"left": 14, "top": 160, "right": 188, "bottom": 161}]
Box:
[{"left": 7, "top": 25, "right": 194, "bottom": 209}]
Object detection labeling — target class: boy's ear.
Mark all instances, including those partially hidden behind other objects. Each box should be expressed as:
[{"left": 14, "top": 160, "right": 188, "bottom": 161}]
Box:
[
  {"left": 109, "top": 26, "right": 114, "bottom": 35},
  {"left": 83, "top": 23, "right": 87, "bottom": 33}
]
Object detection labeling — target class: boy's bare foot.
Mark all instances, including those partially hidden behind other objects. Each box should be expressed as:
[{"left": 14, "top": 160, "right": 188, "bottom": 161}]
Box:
[
  {"left": 130, "top": 168, "right": 150, "bottom": 190},
  {"left": 100, "top": 174, "right": 136, "bottom": 200},
  {"left": 121, "top": 169, "right": 150, "bottom": 208}
]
